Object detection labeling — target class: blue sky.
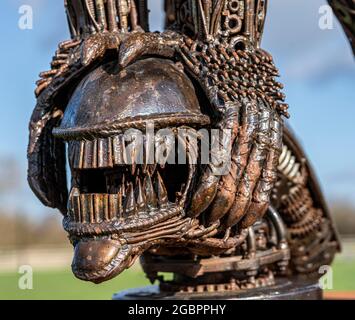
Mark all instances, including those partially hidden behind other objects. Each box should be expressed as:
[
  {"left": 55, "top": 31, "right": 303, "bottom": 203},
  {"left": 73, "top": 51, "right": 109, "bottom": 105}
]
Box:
[{"left": 0, "top": 0, "right": 354, "bottom": 218}]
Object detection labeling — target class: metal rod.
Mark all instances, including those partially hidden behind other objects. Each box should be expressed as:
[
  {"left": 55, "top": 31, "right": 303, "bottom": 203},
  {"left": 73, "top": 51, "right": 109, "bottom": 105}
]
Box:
[
  {"left": 117, "top": 0, "right": 129, "bottom": 31},
  {"left": 65, "top": 0, "right": 78, "bottom": 39},
  {"left": 203, "top": 0, "right": 212, "bottom": 35},
  {"left": 245, "top": 0, "right": 255, "bottom": 42},
  {"left": 198, "top": 0, "right": 209, "bottom": 39},
  {"left": 107, "top": 0, "right": 119, "bottom": 31},
  {"left": 130, "top": 0, "right": 139, "bottom": 30},
  {"left": 138, "top": 0, "right": 149, "bottom": 31},
  {"left": 96, "top": 0, "right": 108, "bottom": 31},
  {"left": 84, "top": 0, "right": 100, "bottom": 32},
  {"left": 210, "top": 0, "right": 224, "bottom": 36}
]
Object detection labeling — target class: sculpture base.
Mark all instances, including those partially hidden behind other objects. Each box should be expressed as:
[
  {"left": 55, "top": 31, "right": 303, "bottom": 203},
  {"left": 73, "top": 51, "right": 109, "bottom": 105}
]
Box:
[{"left": 113, "top": 278, "right": 323, "bottom": 300}]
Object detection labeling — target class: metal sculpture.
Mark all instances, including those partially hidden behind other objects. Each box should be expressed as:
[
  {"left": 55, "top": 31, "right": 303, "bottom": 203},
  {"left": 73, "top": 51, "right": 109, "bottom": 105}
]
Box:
[
  {"left": 28, "top": 0, "right": 341, "bottom": 296},
  {"left": 329, "top": 0, "right": 355, "bottom": 55}
]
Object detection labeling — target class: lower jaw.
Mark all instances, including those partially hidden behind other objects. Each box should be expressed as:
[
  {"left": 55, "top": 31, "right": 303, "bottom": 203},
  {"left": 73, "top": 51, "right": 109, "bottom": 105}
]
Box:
[
  {"left": 68, "top": 206, "right": 192, "bottom": 283},
  {"left": 63, "top": 203, "right": 183, "bottom": 237},
  {"left": 72, "top": 242, "right": 134, "bottom": 284}
]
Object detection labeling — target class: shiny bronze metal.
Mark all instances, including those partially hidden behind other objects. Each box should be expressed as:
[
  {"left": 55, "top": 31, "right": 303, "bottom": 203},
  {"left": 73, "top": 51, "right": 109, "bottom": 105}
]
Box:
[{"left": 28, "top": 0, "right": 341, "bottom": 295}]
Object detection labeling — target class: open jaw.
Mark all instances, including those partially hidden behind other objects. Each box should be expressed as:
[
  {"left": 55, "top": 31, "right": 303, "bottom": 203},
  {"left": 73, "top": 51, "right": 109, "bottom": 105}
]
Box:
[{"left": 63, "top": 133, "right": 196, "bottom": 283}]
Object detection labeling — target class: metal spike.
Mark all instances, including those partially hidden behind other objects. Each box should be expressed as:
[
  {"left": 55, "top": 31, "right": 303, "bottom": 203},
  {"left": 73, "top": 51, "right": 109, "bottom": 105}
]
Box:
[
  {"left": 136, "top": 178, "right": 146, "bottom": 212},
  {"left": 131, "top": 162, "right": 136, "bottom": 176},
  {"left": 78, "top": 141, "right": 85, "bottom": 169},
  {"left": 88, "top": 194, "right": 94, "bottom": 223},
  {"left": 83, "top": 140, "right": 94, "bottom": 169},
  {"left": 80, "top": 194, "right": 89, "bottom": 223},
  {"left": 107, "top": 137, "right": 113, "bottom": 168},
  {"left": 103, "top": 194, "right": 109, "bottom": 221},
  {"left": 109, "top": 194, "right": 118, "bottom": 220},
  {"left": 124, "top": 183, "right": 137, "bottom": 216},
  {"left": 72, "top": 141, "right": 82, "bottom": 169},
  {"left": 112, "top": 135, "right": 125, "bottom": 166},
  {"left": 129, "top": 143, "right": 141, "bottom": 175},
  {"left": 94, "top": 194, "right": 104, "bottom": 223},
  {"left": 143, "top": 173, "right": 157, "bottom": 210},
  {"left": 70, "top": 187, "right": 81, "bottom": 222},
  {"left": 155, "top": 172, "right": 168, "bottom": 208},
  {"left": 121, "top": 174, "right": 126, "bottom": 198},
  {"left": 148, "top": 164, "right": 157, "bottom": 176},
  {"left": 98, "top": 138, "right": 108, "bottom": 168},
  {"left": 117, "top": 190, "right": 123, "bottom": 219}
]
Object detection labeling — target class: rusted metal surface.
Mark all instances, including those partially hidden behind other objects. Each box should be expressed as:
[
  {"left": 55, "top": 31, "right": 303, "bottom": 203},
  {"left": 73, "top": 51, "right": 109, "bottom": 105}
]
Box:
[{"left": 28, "top": 0, "right": 341, "bottom": 293}]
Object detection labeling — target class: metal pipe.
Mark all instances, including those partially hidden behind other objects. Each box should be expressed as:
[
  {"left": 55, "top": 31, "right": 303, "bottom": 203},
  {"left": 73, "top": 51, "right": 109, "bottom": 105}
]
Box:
[
  {"left": 130, "top": 0, "right": 139, "bottom": 30},
  {"left": 210, "top": 0, "right": 224, "bottom": 36},
  {"left": 267, "top": 206, "right": 288, "bottom": 250},
  {"left": 198, "top": 0, "right": 209, "bottom": 39},
  {"left": 95, "top": 0, "right": 108, "bottom": 31},
  {"left": 245, "top": 0, "right": 256, "bottom": 42},
  {"left": 138, "top": 0, "right": 149, "bottom": 31},
  {"left": 64, "top": 0, "right": 78, "bottom": 39},
  {"left": 84, "top": 0, "right": 100, "bottom": 32},
  {"left": 117, "top": 0, "right": 129, "bottom": 31},
  {"left": 107, "top": 0, "right": 119, "bottom": 31}
]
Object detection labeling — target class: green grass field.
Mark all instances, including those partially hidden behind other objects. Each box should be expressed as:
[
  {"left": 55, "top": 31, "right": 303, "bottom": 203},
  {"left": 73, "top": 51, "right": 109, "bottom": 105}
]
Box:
[
  {"left": 0, "top": 259, "right": 354, "bottom": 300},
  {"left": 0, "top": 266, "right": 150, "bottom": 300}
]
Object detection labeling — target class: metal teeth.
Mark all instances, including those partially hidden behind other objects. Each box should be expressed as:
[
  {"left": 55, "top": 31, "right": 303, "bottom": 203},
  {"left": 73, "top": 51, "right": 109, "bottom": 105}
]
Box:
[
  {"left": 68, "top": 158, "right": 182, "bottom": 224},
  {"left": 155, "top": 172, "right": 168, "bottom": 208},
  {"left": 121, "top": 175, "right": 126, "bottom": 198},
  {"left": 83, "top": 140, "right": 97, "bottom": 169},
  {"left": 108, "top": 194, "right": 118, "bottom": 220},
  {"left": 136, "top": 178, "right": 147, "bottom": 212},
  {"left": 112, "top": 135, "right": 126, "bottom": 166},
  {"left": 147, "top": 164, "right": 157, "bottom": 176},
  {"left": 117, "top": 190, "right": 124, "bottom": 219},
  {"left": 70, "top": 192, "right": 120, "bottom": 224},
  {"left": 69, "top": 187, "right": 81, "bottom": 221},
  {"left": 98, "top": 138, "right": 112, "bottom": 168},
  {"left": 143, "top": 173, "right": 158, "bottom": 211},
  {"left": 80, "top": 194, "right": 90, "bottom": 223},
  {"left": 66, "top": 127, "right": 197, "bottom": 226},
  {"left": 70, "top": 169, "right": 175, "bottom": 223},
  {"left": 86, "top": 194, "right": 94, "bottom": 223},
  {"left": 68, "top": 133, "right": 181, "bottom": 170},
  {"left": 70, "top": 135, "right": 124, "bottom": 170},
  {"left": 93, "top": 194, "right": 104, "bottom": 223},
  {"left": 124, "top": 183, "right": 137, "bottom": 216}
]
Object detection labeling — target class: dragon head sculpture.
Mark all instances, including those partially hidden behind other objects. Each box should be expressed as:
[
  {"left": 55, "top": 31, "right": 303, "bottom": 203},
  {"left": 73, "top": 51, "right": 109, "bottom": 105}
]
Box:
[
  {"left": 53, "top": 57, "right": 213, "bottom": 282},
  {"left": 28, "top": 0, "right": 339, "bottom": 288}
]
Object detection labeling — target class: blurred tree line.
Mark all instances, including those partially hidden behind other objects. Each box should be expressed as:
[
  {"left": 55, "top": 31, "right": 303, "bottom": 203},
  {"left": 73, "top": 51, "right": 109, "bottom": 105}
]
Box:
[
  {"left": 0, "top": 212, "right": 67, "bottom": 249},
  {"left": 0, "top": 157, "right": 67, "bottom": 249},
  {"left": 330, "top": 202, "right": 355, "bottom": 236}
]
